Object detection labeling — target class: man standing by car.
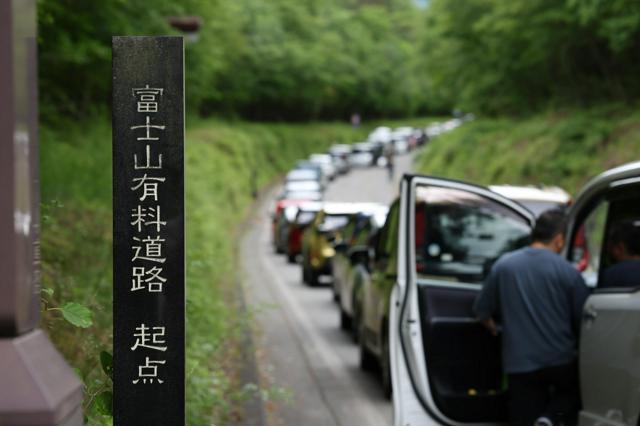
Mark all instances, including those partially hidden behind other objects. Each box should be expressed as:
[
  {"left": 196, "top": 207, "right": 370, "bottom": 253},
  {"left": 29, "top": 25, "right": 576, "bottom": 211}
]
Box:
[{"left": 474, "top": 209, "right": 590, "bottom": 426}]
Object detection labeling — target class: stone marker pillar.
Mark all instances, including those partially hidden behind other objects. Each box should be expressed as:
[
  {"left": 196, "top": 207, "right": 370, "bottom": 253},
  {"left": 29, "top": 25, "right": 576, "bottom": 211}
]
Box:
[
  {"left": 0, "top": 0, "right": 84, "bottom": 425},
  {"left": 112, "top": 36, "right": 185, "bottom": 425}
]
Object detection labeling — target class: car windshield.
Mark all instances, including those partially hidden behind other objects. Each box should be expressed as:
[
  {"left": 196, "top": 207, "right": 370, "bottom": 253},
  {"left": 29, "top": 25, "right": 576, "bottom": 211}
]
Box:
[
  {"left": 320, "top": 214, "right": 350, "bottom": 232},
  {"left": 285, "top": 181, "right": 320, "bottom": 192},
  {"left": 287, "top": 170, "right": 317, "bottom": 181},
  {"left": 296, "top": 211, "right": 318, "bottom": 225},
  {"left": 415, "top": 186, "right": 531, "bottom": 284}
]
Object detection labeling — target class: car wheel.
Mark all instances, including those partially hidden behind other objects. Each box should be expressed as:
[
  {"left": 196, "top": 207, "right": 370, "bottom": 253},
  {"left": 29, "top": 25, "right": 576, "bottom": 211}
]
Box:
[
  {"left": 359, "top": 324, "right": 376, "bottom": 372},
  {"left": 339, "top": 308, "right": 351, "bottom": 331},
  {"left": 351, "top": 296, "right": 362, "bottom": 343},
  {"left": 307, "top": 267, "right": 318, "bottom": 286},
  {"left": 380, "top": 326, "right": 392, "bottom": 399},
  {"left": 287, "top": 252, "right": 296, "bottom": 263}
]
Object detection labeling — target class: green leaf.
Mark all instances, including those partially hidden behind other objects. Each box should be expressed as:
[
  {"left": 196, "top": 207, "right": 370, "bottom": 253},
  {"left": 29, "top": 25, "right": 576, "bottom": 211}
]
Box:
[
  {"left": 94, "top": 391, "right": 113, "bottom": 417},
  {"left": 41, "top": 287, "right": 54, "bottom": 297},
  {"left": 100, "top": 351, "right": 113, "bottom": 380},
  {"left": 61, "top": 302, "right": 93, "bottom": 328}
]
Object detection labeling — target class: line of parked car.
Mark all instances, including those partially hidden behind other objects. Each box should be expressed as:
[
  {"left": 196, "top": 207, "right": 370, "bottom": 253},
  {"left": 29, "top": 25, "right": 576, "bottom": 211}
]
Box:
[
  {"left": 274, "top": 121, "right": 470, "bottom": 204},
  {"left": 271, "top": 120, "right": 640, "bottom": 426}
]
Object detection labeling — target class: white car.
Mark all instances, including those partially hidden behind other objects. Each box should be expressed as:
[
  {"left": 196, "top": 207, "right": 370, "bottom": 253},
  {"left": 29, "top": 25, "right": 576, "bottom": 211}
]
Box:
[
  {"left": 489, "top": 185, "right": 571, "bottom": 216},
  {"left": 390, "top": 162, "right": 640, "bottom": 426},
  {"left": 309, "top": 153, "right": 337, "bottom": 181},
  {"left": 286, "top": 169, "right": 321, "bottom": 184},
  {"left": 390, "top": 127, "right": 414, "bottom": 154},
  {"left": 368, "top": 126, "right": 393, "bottom": 144},
  {"left": 349, "top": 143, "right": 375, "bottom": 167},
  {"left": 283, "top": 180, "right": 322, "bottom": 195}
]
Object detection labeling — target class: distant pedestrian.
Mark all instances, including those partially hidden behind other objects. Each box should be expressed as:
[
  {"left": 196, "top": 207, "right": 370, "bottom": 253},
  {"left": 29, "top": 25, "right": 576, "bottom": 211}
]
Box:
[
  {"left": 474, "top": 209, "right": 589, "bottom": 426},
  {"left": 385, "top": 147, "right": 394, "bottom": 180},
  {"left": 350, "top": 113, "right": 361, "bottom": 128}
]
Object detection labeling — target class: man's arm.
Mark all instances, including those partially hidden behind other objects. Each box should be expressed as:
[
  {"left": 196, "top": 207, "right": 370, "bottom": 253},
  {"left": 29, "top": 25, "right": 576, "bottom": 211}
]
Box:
[
  {"left": 473, "top": 267, "right": 500, "bottom": 335},
  {"left": 570, "top": 270, "right": 590, "bottom": 334}
]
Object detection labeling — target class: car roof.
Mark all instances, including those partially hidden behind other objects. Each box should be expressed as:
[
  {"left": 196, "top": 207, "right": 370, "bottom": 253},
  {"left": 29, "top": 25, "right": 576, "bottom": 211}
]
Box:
[
  {"left": 321, "top": 202, "right": 387, "bottom": 215},
  {"left": 489, "top": 185, "right": 571, "bottom": 204},
  {"left": 287, "top": 169, "right": 318, "bottom": 178}
]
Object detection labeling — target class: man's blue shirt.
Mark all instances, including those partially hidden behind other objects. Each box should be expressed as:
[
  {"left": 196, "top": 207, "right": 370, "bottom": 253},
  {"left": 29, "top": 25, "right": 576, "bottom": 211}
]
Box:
[{"left": 474, "top": 247, "right": 590, "bottom": 374}]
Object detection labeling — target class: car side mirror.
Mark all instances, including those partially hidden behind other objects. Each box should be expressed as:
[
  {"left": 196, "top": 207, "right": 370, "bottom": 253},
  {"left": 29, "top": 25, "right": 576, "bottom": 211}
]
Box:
[{"left": 349, "top": 246, "right": 370, "bottom": 265}]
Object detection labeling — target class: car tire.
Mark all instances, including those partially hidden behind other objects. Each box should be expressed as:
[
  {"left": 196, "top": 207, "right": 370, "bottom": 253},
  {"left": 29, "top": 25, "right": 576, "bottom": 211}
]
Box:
[
  {"left": 380, "top": 326, "right": 392, "bottom": 400},
  {"left": 359, "top": 324, "right": 377, "bottom": 372},
  {"left": 332, "top": 288, "right": 340, "bottom": 302},
  {"left": 351, "top": 295, "right": 362, "bottom": 343},
  {"left": 287, "top": 253, "right": 296, "bottom": 263},
  {"left": 308, "top": 267, "right": 318, "bottom": 286},
  {"left": 339, "top": 308, "right": 351, "bottom": 331}
]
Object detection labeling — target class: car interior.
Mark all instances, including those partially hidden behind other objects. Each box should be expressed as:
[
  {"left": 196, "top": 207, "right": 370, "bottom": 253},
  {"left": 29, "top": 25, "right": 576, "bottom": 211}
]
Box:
[
  {"left": 569, "top": 185, "right": 640, "bottom": 291},
  {"left": 413, "top": 186, "right": 532, "bottom": 422}
]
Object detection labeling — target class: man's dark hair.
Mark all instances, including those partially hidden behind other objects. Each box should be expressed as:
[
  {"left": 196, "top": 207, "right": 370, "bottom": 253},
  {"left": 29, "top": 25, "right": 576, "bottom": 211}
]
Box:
[
  {"left": 531, "top": 208, "right": 567, "bottom": 243},
  {"left": 609, "top": 219, "right": 640, "bottom": 256}
]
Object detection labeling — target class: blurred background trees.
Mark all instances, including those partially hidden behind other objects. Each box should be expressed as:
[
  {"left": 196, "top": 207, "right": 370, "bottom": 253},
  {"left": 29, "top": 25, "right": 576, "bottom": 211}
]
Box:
[{"left": 37, "top": 0, "right": 640, "bottom": 120}]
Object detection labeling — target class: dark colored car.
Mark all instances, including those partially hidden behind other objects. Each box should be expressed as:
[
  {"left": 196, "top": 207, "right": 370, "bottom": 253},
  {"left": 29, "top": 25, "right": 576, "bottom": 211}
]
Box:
[
  {"left": 287, "top": 203, "right": 322, "bottom": 263},
  {"left": 271, "top": 198, "right": 311, "bottom": 252},
  {"left": 332, "top": 207, "right": 388, "bottom": 335}
]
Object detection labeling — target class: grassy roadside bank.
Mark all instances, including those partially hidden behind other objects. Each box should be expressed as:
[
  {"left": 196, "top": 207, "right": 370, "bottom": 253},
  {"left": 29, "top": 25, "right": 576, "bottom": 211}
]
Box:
[
  {"left": 40, "top": 114, "right": 434, "bottom": 424},
  {"left": 417, "top": 104, "right": 640, "bottom": 194}
]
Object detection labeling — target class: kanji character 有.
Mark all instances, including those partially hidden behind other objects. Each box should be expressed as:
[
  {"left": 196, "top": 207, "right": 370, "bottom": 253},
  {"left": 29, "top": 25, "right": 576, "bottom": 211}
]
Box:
[
  {"left": 132, "top": 356, "right": 166, "bottom": 384},
  {"left": 131, "top": 266, "right": 167, "bottom": 292},
  {"left": 132, "top": 85, "right": 163, "bottom": 113},
  {"left": 131, "top": 174, "right": 166, "bottom": 201},
  {"left": 132, "top": 235, "right": 166, "bottom": 263},
  {"left": 130, "top": 116, "right": 165, "bottom": 141},
  {"left": 131, "top": 324, "right": 167, "bottom": 352}
]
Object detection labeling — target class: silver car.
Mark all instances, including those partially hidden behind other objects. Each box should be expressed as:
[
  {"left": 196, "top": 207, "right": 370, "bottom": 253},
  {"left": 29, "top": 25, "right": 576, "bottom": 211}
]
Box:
[{"left": 390, "top": 162, "right": 640, "bottom": 426}]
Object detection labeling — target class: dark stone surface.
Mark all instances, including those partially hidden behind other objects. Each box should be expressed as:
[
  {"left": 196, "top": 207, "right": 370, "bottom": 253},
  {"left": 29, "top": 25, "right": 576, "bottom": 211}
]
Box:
[
  {"left": 112, "top": 36, "right": 185, "bottom": 425},
  {"left": 0, "top": 0, "right": 41, "bottom": 337}
]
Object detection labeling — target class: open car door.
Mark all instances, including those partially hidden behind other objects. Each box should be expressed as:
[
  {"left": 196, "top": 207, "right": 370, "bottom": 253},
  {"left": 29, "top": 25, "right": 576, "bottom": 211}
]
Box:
[
  {"left": 562, "top": 162, "right": 640, "bottom": 426},
  {"left": 390, "top": 175, "right": 535, "bottom": 426}
]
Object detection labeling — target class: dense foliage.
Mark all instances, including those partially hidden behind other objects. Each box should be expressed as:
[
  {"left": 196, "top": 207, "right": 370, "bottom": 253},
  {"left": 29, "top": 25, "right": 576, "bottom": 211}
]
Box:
[
  {"left": 38, "top": 0, "right": 428, "bottom": 121},
  {"left": 420, "top": 0, "right": 640, "bottom": 114},
  {"left": 38, "top": 0, "right": 640, "bottom": 120}
]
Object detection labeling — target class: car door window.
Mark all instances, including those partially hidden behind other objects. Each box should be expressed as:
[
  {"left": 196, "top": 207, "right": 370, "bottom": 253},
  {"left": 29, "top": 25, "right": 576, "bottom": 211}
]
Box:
[
  {"left": 375, "top": 201, "right": 399, "bottom": 275},
  {"left": 569, "top": 186, "right": 640, "bottom": 291},
  {"left": 570, "top": 200, "right": 608, "bottom": 287},
  {"left": 414, "top": 185, "right": 532, "bottom": 284},
  {"left": 597, "top": 188, "right": 640, "bottom": 291}
]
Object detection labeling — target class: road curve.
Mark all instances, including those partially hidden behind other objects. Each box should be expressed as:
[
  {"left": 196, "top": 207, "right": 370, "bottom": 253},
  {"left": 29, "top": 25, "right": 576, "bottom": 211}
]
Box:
[{"left": 241, "top": 154, "right": 413, "bottom": 426}]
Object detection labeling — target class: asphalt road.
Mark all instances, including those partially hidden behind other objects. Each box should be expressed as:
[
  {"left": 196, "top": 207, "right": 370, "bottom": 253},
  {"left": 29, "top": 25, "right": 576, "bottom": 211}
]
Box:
[{"left": 241, "top": 153, "right": 414, "bottom": 426}]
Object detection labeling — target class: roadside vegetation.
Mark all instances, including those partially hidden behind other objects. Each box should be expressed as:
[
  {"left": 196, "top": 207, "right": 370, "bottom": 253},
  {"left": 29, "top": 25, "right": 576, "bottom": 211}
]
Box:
[
  {"left": 418, "top": 104, "right": 640, "bottom": 193},
  {"left": 41, "top": 114, "right": 420, "bottom": 424}
]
